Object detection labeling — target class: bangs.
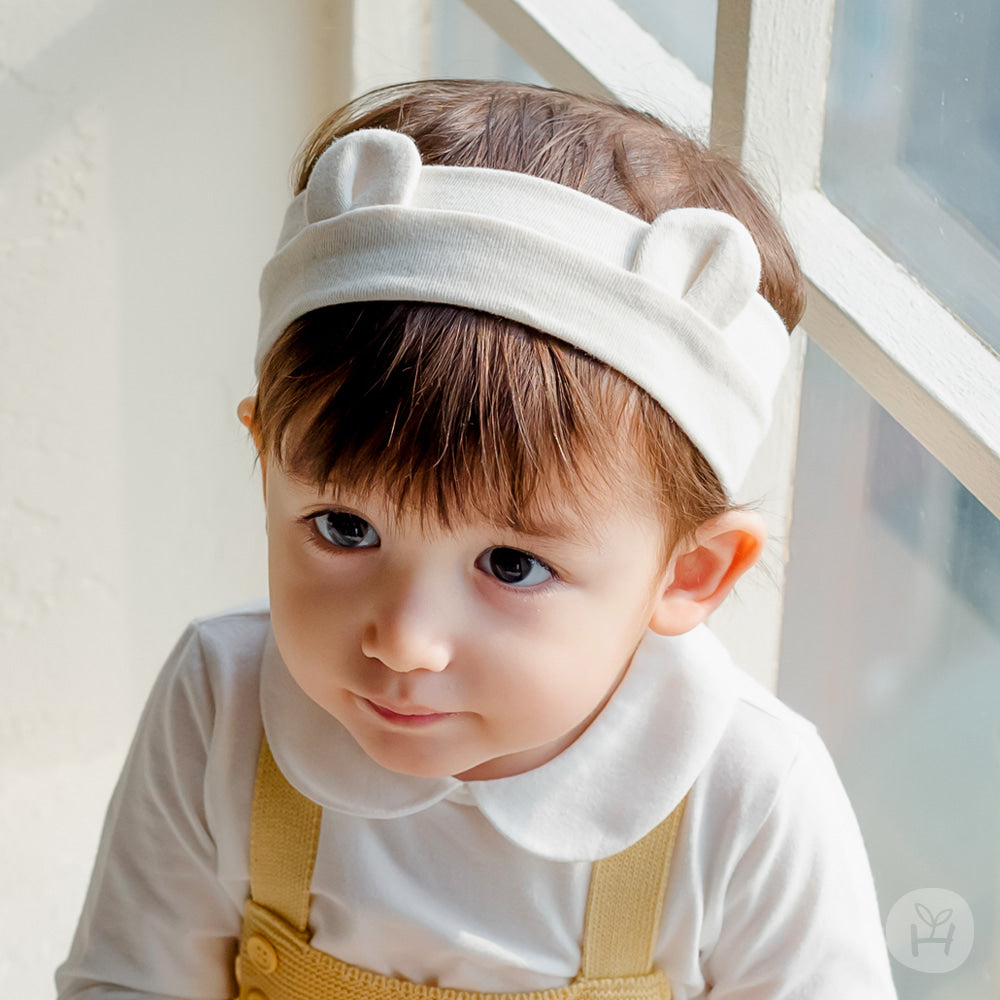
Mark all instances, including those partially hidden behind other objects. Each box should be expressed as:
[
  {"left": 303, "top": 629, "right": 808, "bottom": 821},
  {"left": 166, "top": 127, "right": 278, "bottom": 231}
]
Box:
[{"left": 254, "top": 303, "right": 655, "bottom": 535}]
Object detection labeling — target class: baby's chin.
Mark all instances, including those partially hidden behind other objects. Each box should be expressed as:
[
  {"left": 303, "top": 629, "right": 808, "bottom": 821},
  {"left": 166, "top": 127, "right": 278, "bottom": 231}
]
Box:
[
  {"left": 358, "top": 740, "right": 533, "bottom": 783},
  {"left": 349, "top": 732, "right": 489, "bottom": 782}
]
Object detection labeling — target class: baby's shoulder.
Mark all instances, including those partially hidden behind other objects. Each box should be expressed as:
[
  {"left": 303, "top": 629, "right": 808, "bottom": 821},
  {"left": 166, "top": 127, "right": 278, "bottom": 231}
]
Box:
[
  {"left": 680, "top": 628, "right": 831, "bottom": 836},
  {"left": 686, "top": 625, "right": 818, "bottom": 758},
  {"left": 185, "top": 600, "right": 272, "bottom": 669},
  {"left": 148, "top": 601, "right": 272, "bottom": 729},
  {"left": 720, "top": 663, "right": 818, "bottom": 778}
]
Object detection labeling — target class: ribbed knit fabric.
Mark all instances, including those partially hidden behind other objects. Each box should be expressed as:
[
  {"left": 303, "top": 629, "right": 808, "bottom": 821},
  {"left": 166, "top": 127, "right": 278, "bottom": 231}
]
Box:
[
  {"left": 249, "top": 736, "right": 323, "bottom": 934},
  {"left": 580, "top": 801, "right": 687, "bottom": 980},
  {"left": 236, "top": 737, "right": 685, "bottom": 1000}
]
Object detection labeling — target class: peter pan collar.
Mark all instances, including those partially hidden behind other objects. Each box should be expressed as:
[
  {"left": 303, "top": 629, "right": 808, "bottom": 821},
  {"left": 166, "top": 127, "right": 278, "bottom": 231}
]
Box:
[{"left": 260, "top": 625, "right": 738, "bottom": 862}]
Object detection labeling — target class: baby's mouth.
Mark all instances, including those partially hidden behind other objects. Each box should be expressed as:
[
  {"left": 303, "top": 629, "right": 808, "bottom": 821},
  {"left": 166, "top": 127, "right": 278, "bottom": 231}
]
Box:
[{"left": 361, "top": 696, "right": 457, "bottom": 726}]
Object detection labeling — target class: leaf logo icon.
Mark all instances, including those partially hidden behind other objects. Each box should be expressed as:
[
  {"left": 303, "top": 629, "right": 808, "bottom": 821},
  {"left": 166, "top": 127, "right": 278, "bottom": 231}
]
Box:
[
  {"left": 914, "top": 904, "right": 953, "bottom": 930},
  {"left": 887, "top": 889, "right": 974, "bottom": 973}
]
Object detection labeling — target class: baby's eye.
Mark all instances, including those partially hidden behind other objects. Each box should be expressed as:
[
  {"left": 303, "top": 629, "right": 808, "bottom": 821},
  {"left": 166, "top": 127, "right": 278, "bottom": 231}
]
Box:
[
  {"left": 312, "top": 511, "right": 380, "bottom": 549},
  {"left": 478, "top": 547, "right": 553, "bottom": 587}
]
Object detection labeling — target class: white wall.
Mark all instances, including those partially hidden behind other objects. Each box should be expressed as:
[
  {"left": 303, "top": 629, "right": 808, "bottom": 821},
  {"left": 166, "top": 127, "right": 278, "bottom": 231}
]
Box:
[{"left": 0, "top": 1, "right": 349, "bottom": 991}]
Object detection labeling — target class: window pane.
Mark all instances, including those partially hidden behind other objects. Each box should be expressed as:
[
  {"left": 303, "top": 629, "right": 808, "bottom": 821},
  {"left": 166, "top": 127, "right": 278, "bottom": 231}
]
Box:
[
  {"left": 779, "top": 344, "right": 999, "bottom": 998},
  {"left": 612, "top": 0, "right": 717, "bottom": 84},
  {"left": 432, "top": 0, "right": 547, "bottom": 83},
  {"left": 823, "top": 0, "right": 1000, "bottom": 350},
  {"left": 433, "top": 2, "right": 716, "bottom": 88}
]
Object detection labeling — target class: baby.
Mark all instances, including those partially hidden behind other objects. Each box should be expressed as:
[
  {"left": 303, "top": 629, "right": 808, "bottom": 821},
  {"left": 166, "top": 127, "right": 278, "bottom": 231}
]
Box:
[{"left": 57, "top": 80, "right": 897, "bottom": 999}]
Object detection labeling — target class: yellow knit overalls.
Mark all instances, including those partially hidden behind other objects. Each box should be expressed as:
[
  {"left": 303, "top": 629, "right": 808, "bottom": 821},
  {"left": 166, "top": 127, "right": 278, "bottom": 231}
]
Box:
[{"left": 235, "top": 739, "right": 686, "bottom": 1000}]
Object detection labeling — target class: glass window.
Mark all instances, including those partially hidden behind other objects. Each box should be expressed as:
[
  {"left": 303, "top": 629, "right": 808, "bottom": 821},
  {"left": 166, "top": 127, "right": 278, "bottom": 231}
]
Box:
[
  {"left": 432, "top": 0, "right": 547, "bottom": 83},
  {"left": 823, "top": 0, "right": 1000, "bottom": 350},
  {"left": 613, "top": 0, "right": 717, "bottom": 84},
  {"left": 432, "top": 1, "right": 717, "bottom": 90},
  {"left": 779, "top": 344, "right": 999, "bottom": 998}
]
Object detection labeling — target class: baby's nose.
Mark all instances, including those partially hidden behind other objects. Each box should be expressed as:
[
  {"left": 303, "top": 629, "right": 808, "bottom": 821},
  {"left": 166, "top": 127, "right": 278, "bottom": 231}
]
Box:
[{"left": 359, "top": 575, "right": 453, "bottom": 673}]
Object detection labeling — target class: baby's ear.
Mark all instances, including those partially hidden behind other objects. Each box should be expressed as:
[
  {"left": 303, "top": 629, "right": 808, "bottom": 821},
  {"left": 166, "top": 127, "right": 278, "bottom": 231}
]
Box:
[
  {"left": 237, "top": 396, "right": 262, "bottom": 448},
  {"left": 647, "top": 511, "right": 766, "bottom": 636},
  {"left": 237, "top": 396, "right": 268, "bottom": 494}
]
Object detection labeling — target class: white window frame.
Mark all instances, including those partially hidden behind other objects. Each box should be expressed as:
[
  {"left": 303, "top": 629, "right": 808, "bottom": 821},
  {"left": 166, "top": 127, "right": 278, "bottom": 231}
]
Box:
[{"left": 340, "top": 0, "right": 1000, "bottom": 686}]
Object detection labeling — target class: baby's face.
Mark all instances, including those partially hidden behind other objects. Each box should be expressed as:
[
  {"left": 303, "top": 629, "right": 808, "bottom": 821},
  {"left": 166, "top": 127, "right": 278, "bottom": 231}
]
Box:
[{"left": 263, "top": 462, "right": 676, "bottom": 781}]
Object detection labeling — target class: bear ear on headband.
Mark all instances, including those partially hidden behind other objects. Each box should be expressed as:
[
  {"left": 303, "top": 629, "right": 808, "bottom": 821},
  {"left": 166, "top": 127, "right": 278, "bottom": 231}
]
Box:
[
  {"left": 630, "top": 208, "right": 763, "bottom": 332},
  {"left": 306, "top": 130, "right": 766, "bottom": 339},
  {"left": 305, "top": 129, "right": 423, "bottom": 223}
]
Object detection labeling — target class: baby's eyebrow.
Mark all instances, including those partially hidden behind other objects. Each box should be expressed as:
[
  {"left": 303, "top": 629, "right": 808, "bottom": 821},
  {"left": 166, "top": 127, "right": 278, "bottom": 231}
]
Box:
[
  {"left": 508, "top": 511, "right": 596, "bottom": 545},
  {"left": 514, "top": 521, "right": 575, "bottom": 542},
  {"left": 297, "top": 479, "right": 352, "bottom": 505}
]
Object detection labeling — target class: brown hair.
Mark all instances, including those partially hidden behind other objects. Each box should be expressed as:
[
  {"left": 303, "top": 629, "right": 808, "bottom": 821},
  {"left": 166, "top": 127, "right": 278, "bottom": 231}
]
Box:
[{"left": 253, "top": 80, "right": 804, "bottom": 553}]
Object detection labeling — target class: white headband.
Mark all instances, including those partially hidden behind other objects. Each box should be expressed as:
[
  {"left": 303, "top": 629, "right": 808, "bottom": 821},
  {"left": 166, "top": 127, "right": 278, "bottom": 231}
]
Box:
[{"left": 258, "top": 128, "right": 790, "bottom": 494}]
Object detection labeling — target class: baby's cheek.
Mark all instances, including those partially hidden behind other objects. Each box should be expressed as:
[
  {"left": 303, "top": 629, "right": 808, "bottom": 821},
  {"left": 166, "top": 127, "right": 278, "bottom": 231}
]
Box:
[{"left": 528, "top": 660, "right": 595, "bottom": 717}]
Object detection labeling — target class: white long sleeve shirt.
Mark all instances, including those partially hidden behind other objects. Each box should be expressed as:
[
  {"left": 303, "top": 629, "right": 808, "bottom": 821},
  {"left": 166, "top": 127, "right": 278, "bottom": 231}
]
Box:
[{"left": 57, "top": 603, "right": 897, "bottom": 999}]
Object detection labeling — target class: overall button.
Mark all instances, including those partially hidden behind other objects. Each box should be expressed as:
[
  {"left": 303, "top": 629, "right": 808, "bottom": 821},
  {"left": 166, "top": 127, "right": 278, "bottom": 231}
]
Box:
[
  {"left": 246, "top": 990, "right": 268, "bottom": 1000},
  {"left": 246, "top": 934, "right": 279, "bottom": 974}
]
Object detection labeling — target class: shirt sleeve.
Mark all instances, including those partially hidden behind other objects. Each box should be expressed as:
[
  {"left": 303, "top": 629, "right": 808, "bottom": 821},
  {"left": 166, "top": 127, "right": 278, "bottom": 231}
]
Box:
[
  {"left": 701, "top": 730, "right": 898, "bottom": 999},
  {"left": 56, "top": 624, "right": 246, "bottom": 1000}
]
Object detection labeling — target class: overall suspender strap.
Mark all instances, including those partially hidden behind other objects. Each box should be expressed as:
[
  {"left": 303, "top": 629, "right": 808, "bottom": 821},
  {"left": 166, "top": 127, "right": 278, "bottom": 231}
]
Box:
[
  {"left": 247, "top": 734, "right": 686, "bottom": 986},
  {"left": 249, "top": 736, "right": 323, "bottom": 933},
  {"left": 578, "top": 796, "right": 688, "bottom": 980}
]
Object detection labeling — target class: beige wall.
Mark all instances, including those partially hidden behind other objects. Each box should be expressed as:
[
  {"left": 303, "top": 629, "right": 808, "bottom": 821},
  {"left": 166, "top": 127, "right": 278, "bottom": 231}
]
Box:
[{"left": 0, "top": 0, "right": 358, "bottom": 991}]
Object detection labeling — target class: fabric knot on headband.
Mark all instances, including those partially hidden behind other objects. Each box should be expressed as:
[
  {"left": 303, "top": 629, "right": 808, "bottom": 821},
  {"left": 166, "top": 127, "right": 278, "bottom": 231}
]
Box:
[{"left": 257, "top": 128, "right": 791, "bottom": 494}]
